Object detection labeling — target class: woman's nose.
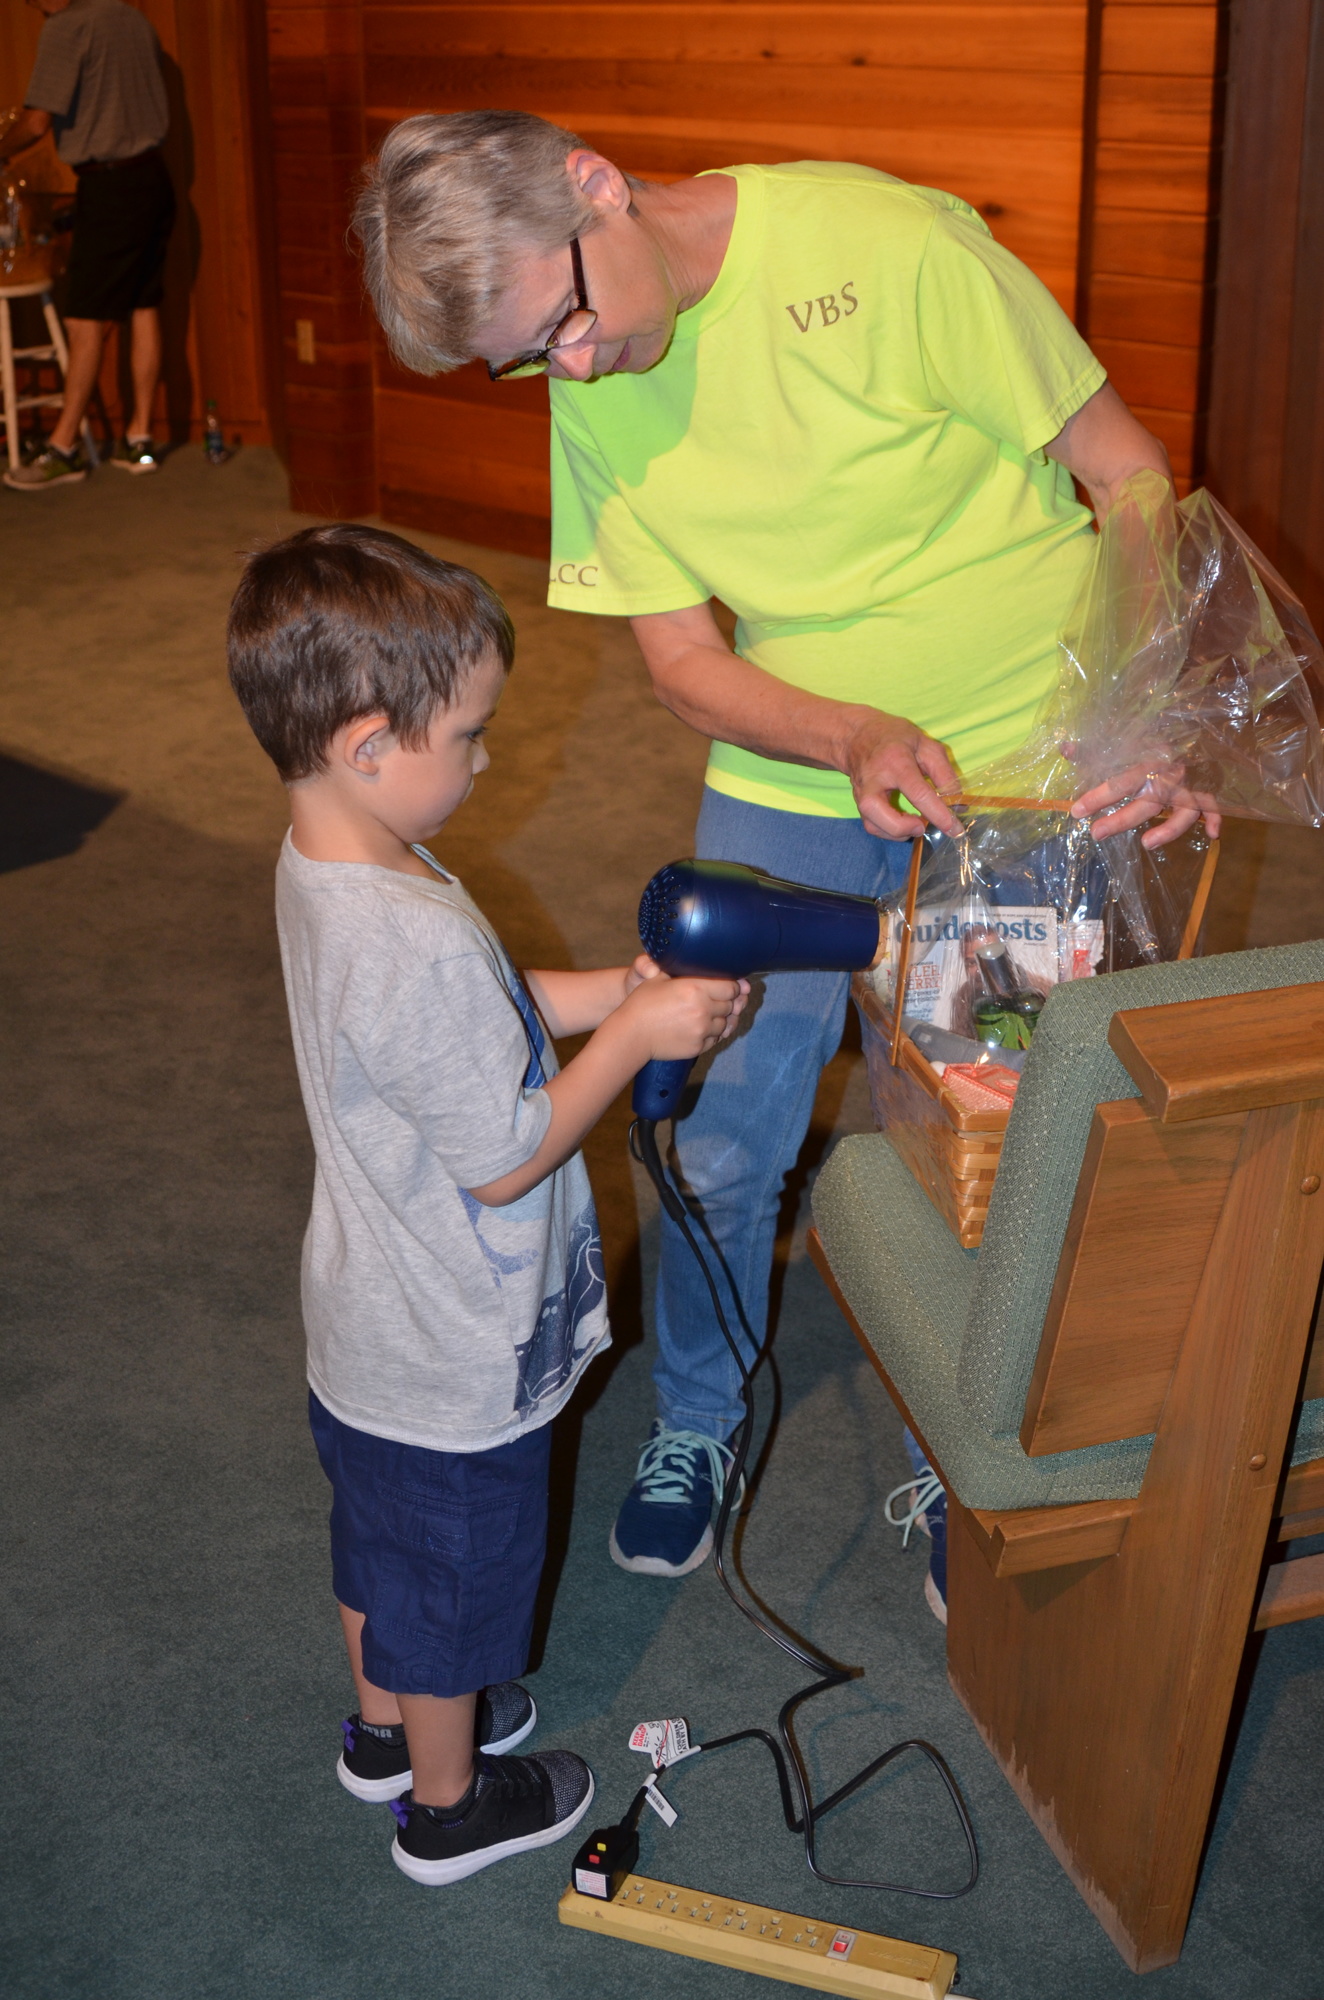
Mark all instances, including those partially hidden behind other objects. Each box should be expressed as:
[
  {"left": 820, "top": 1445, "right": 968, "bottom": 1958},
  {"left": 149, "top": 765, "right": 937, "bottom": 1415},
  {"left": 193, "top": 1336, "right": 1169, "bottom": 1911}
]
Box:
[{"left": 550, "top": 343, "right": 598, "bottom": 383}]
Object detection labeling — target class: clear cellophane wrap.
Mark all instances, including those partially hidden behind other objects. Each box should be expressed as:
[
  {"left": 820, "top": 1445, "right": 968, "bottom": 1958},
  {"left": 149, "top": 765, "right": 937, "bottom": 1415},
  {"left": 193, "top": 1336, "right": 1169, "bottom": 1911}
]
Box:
[{"left": 873, "top": 469, "right": 1324, "bottom": 1029}]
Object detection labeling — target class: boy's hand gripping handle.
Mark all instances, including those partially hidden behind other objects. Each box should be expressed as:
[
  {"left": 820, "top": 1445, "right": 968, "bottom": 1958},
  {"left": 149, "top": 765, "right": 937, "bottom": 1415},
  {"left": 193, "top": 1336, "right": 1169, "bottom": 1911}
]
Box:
[
  {"left": 632, "top": 1056, "right": 700, "bottom": 1122},
  {"left": 630, "top": 859, "right": 886, "bottom": 1122}
]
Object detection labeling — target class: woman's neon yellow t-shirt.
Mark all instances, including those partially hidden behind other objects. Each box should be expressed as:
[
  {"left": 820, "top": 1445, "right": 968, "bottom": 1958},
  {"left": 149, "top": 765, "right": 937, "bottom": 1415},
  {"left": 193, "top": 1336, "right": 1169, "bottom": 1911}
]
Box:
[{"left": 547, "top": 161, "right": 1106, "bottom": 818}]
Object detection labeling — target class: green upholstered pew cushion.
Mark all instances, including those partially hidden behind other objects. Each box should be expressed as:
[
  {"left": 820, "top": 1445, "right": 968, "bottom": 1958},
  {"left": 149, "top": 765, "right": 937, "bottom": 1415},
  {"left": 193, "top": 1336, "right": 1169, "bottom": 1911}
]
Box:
[
  {"left": 813, "top": 1133, "right": 1154, "bottom": 1509},
  {"left": 961, "top": 941, "right": 1324, "bottom": 1439},
  {"left": 813, "top": 1133, "right": 1324, "bottom": 1508},
  {"left": 813, "top": 941, "right": 1324, "bottom": 1511}
]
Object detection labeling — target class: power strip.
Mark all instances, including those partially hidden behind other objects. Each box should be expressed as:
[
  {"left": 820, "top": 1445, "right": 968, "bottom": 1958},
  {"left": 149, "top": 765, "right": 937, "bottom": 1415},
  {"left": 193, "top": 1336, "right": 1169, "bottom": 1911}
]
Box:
[{"left": 558, "top": 1872, "right": 958, "bottom": 1999}]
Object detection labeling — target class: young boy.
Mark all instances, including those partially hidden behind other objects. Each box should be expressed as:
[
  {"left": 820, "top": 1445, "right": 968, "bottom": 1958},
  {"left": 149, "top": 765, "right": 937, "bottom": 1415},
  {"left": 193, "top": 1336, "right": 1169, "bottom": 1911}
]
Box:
[{"left": 227, "top": 524, "right": 747, "bottom": 1885}]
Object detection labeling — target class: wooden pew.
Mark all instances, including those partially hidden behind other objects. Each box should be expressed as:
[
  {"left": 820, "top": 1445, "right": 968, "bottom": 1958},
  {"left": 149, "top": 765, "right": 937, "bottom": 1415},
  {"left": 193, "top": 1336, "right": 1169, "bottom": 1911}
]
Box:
[{"left": 809, "top": 980, "right": 1324, "bottom": 1972}]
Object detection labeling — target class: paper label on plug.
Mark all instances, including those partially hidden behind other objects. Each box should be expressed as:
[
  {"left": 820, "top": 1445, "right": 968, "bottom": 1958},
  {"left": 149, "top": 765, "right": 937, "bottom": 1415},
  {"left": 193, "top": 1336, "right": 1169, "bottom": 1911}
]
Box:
[
  {"left": 628, "top": 1720, "right": 668, "bottom": 1763},
  {"left": 660, "top": 1718, "right": 693, "bottom": 1766},
  {"left": 628, "top": 1718, "right": 695, "bottom": 1768},
  {"left": 643, "top": 1777, "right": 678, "bottom": 1827}
]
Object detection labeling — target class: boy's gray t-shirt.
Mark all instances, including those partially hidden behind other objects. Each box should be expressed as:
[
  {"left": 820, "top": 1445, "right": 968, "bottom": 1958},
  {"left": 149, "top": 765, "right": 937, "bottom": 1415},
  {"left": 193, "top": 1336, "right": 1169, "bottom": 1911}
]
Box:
[{"left": 275, "top": 834, "right": 610, "bottom": 1453}]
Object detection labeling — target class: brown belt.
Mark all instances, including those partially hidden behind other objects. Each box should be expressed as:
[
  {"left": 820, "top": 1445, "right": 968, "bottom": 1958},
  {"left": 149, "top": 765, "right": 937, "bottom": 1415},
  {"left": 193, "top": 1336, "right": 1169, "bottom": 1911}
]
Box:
[{"left": 73, "top": 147, "right": 163, "bottom": 175}]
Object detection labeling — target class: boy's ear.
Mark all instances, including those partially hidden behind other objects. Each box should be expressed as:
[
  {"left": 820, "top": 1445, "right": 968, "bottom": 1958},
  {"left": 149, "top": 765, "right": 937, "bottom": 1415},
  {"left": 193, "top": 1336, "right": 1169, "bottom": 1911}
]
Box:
[{"left": 341, "top": 714, "right": 394, "bottom": 776}]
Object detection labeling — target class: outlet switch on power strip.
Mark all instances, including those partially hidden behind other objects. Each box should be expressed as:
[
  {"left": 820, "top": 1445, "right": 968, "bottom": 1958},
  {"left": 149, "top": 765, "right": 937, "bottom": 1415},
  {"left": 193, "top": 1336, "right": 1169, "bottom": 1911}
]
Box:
[{"left": 559, "top": 1871, "right": 961, "bottom": 1998}]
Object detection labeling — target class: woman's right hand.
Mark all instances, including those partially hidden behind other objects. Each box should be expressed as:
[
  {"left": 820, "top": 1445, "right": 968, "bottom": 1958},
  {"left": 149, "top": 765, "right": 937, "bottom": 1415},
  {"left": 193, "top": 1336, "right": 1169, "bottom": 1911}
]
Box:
[
  {"left": 841, "top": 707, "right": 963, "bottom": 840},
  {"left": 620, "top": 967, "right": 750, "bottom": 1060}
]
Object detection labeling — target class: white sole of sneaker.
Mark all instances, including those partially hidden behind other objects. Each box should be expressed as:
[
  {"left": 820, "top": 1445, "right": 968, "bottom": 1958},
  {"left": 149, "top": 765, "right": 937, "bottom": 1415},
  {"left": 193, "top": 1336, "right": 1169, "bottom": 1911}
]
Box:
[
  {"left": 608, "top": 1524, "right": 713, "bottom": 1578},
  {"left": 335, "top": 1699, "right": 536, "bottom": 1803},
  {"left": 391, "top": 1771, "right": 595, "bottom": 1886},
  {"left": 3, "top": 471, "right": 86, "bottom": 490},
  {"left": 483, "top": 1696, "right": 537, "bottom": 1757},
  {"left": 337, "top": 1754, "right": 412, "bottom": 1804}
]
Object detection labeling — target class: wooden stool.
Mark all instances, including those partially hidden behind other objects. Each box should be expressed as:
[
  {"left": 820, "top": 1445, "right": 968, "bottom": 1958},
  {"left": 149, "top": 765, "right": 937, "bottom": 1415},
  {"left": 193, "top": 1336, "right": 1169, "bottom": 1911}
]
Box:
[{"left": 0, "top": 281, "right": 96, "bottom": 471}]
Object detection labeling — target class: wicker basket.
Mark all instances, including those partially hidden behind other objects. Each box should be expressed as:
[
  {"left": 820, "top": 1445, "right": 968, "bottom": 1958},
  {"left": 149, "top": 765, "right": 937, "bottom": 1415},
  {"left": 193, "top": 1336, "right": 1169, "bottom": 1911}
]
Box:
[{"left": 853, "top": 973, "right": 1009, "bottom": 1249}]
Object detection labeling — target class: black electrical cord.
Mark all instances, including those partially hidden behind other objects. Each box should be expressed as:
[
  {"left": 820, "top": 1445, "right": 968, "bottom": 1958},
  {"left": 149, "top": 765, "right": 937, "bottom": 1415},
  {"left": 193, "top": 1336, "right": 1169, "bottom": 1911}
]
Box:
[{"left": 628, "top": 1114, "right": 979, "bottom": 1900}]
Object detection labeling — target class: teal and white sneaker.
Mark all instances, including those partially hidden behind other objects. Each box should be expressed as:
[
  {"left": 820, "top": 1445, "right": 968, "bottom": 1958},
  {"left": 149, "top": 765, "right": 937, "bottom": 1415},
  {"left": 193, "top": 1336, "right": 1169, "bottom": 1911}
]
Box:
[
  {"left": 885, "top": 1465, "right": 949, "bottom": 1627},
  {"left": 3, "top": 444, "right": 88, "bottom": 491},
  {"left": 110, "top": 435, "right": 160, "bottom": 474},
  {"left": 609, "top": 1421, "right": 739, "bottom": 1577}
]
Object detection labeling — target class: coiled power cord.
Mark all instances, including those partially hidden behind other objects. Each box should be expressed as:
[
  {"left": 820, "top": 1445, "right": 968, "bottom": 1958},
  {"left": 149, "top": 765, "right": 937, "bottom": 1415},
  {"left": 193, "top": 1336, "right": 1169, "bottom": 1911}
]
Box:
[{"left": 622, "top": 1114, "right": 979, "bottom": 1901}]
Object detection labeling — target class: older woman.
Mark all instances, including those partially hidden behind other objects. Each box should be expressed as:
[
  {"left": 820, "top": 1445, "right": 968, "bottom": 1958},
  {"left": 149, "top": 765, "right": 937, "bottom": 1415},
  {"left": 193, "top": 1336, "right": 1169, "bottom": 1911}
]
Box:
[{"left": 355, "top": 110, "right": 1211, "bottom": 1593}]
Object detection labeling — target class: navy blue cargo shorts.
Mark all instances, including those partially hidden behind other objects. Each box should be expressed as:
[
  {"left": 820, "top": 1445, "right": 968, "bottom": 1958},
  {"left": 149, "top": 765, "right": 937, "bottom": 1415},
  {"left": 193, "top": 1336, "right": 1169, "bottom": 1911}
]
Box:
[{"left": 309, "top": 1392, "right": 552, "bottom": 1698}]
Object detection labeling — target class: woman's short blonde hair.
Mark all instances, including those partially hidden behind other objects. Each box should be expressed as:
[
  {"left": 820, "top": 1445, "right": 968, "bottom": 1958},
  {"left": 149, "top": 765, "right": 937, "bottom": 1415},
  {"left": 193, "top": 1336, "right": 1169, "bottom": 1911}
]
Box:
[{"left": 353, "top": 110, "right": 596, "bottom": 374}]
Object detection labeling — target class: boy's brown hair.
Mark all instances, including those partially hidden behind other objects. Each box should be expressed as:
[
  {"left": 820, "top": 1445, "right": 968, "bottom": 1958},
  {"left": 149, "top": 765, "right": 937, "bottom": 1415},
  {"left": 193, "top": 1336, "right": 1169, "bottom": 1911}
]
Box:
[{"left": 227, "top": 524, "right": 515, "bottom": 782}]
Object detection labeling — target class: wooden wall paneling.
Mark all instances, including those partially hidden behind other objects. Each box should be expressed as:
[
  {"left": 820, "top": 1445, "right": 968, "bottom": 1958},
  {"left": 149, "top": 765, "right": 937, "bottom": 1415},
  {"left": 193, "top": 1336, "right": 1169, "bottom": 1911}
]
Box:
[
  {"left": 170, "top": 0, "right": 276, "bottom": 445},
  {"left": 362, "top": 0, "right": 1091, "bottom": 551},
  {"left": 266, "top": 3, "right": 376, "bottom": 515},
  {"left": 243, "top": 0, "right": 289, "bottom": 462},
  {"left": 1206, "top": 0, "right": 1324, "bottom": 633},
  {"left": 1078, "top": 0, "right": 1224, "bottom": 490},
  {"left": 374, "top": 352, "right": 554, "bottom": 555},
  {"left": 1278, "top": 5, "right": 1324, "bottom": 629},
  {"left": 363, "top": 3, "right": 1090, "bottom": 302},
  {"left": 0, "top": 9, "right": 46, "bottom": 111},
  {"left": 368, "top": 5, "right": 1089, "bottom": 73}
]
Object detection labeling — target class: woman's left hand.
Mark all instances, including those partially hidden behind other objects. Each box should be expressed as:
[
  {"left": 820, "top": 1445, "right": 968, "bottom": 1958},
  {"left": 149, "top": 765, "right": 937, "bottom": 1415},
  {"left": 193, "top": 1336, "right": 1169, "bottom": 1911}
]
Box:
[{"left": 1071, "top": 760, "right": 1222, "bottom": 847}]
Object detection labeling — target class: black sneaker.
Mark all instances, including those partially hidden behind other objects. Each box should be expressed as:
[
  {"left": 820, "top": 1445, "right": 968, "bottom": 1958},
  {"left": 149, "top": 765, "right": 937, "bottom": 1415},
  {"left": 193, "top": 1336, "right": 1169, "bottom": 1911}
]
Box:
[
  {"left": 3, "top": 444, "right": 88, "bottom": 491},
  {"left": 336, "top": 1683, "right": 538, "bottom": 1803},
  {"left": 109, "top": 435, "right": 160, "bottom": 474},
  {"left": 478, "top": 1680, "right": 538, "bottom": 1755},
  {"left": 390, "top": 1750, "right": 594, "bottom": 1885}
]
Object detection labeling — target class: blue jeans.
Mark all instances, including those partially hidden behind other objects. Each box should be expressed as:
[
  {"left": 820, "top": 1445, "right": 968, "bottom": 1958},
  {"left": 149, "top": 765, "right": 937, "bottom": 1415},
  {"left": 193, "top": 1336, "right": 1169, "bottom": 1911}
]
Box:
[{"left": 653, "top": 789, "right": 912, "bottom": 1439}]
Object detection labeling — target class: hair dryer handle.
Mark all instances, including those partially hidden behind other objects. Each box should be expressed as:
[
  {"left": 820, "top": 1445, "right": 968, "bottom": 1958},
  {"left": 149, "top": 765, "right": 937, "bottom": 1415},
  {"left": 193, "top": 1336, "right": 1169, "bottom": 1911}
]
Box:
[{"left": 632, "top": 1056, "right": 695, "bottom": 1122}]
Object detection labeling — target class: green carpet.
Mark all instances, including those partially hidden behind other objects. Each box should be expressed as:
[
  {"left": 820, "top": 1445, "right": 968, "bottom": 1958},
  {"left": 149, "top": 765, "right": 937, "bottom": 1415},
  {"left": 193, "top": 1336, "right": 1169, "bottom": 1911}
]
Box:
[{"left": 1, "top": 448, "right": 1321, "bottom": 1999}]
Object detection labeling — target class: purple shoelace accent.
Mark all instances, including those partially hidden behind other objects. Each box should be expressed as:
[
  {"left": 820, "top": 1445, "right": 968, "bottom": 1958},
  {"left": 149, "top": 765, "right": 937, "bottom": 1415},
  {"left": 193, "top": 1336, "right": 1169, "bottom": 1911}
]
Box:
[
  {"left": 341, "top": 1718, "right": 357, "bottom": 1754},
  {"left": 390, "top": 1798, "right": 410, "bottom": 1830}
]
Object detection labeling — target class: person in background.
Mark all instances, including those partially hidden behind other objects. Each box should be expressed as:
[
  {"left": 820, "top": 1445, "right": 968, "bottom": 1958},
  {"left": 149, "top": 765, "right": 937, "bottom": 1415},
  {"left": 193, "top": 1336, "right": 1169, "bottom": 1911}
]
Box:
[{"left": 1, "top": 0, "right": 172, "bottom": 489}]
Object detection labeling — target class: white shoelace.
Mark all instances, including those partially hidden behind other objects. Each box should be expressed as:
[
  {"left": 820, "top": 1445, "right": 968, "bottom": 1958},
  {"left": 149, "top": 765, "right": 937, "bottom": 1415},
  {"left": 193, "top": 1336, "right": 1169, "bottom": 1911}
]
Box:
[
  {"left": 884, "top": 1471, "right": 946, "bottom": 1547},
  {"left": 635, "top": 1426, "right": 737, "bottom": 1507}
]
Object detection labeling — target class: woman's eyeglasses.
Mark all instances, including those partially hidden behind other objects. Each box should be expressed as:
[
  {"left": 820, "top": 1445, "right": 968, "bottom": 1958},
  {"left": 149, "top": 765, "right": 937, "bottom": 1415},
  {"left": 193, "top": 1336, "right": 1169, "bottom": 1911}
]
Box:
[{"left": 487, "top": 239, "right": 596, "bottom": 382}]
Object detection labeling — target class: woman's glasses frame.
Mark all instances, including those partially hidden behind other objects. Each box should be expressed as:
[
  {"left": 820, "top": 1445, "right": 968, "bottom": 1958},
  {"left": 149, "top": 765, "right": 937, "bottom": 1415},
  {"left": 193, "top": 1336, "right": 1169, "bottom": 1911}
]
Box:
[{"left": 487, "top": 238, "right": 597, "bottom": 381}]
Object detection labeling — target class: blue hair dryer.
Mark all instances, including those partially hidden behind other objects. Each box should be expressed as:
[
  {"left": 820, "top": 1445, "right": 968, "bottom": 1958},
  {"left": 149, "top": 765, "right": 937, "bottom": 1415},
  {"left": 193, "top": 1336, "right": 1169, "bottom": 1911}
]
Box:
[{"left": 631, "top": 858, "right": 886, "bottom": 1121}]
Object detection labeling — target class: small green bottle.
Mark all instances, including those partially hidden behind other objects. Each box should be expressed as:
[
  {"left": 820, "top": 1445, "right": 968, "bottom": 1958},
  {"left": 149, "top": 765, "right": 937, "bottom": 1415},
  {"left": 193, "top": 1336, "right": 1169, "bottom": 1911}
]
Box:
[{"left": 970, "top": 932, "right": 1045, "bottom": 1052}]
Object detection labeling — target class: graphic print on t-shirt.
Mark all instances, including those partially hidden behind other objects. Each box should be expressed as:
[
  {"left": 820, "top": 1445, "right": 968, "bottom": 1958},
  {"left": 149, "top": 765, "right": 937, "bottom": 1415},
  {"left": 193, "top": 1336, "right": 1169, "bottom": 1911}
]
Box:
[
  {"left": 512, "top": 1205, "right": 606, "bottom": 1415},
  {"left": 507, "top": 975, "right": 548, "bottom": 1088},
  {"left": 455, "top": 969, "right": 607, "bottom": 1419}
]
